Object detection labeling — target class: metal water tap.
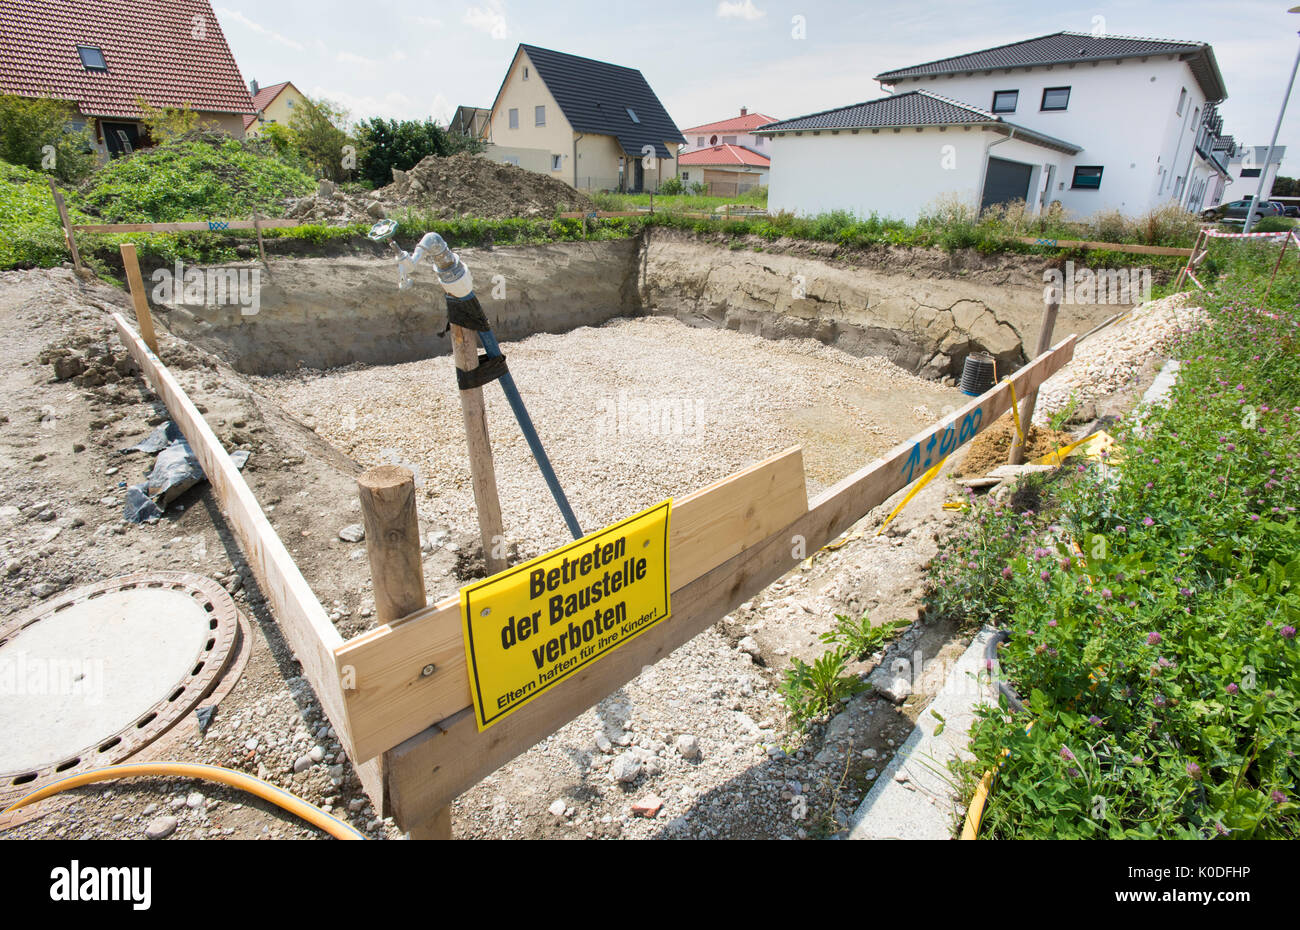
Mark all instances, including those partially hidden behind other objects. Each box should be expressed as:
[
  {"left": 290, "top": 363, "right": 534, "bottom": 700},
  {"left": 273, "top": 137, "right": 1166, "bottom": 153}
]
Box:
[{"left": 368, "top": 221, "right": 473, "bottom": 297}]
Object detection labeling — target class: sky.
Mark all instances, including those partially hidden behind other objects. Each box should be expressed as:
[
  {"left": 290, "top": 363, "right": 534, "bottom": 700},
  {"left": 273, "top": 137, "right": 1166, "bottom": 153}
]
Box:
[{"left": 214, "top": 0, "right": 1300, "bottom": 173}]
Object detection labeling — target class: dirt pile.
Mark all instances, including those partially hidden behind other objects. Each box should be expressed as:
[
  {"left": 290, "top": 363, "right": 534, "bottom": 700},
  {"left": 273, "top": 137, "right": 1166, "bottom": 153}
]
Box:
[
  {"left": 952, "top": 412, "right": 1074, "bottom": 477},
  {"left": 379, "top": 154, "right": 595, "bottom": 219}
]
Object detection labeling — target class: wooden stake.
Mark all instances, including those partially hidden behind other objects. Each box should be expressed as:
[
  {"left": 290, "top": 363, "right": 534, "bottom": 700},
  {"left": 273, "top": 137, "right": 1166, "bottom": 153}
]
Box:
[
  {"left": 1007, "top": 289, "right": 1060, "bottom": 465},
  {"left": 450, "top": 325, "right": 507, "bottom": 576},
  {"left": 1264, "top": 231, "right": 1291, "bottom": 305},
  {"left": 119, "top": 243, "right": 159, "bottom": 355},
  {"left": 357, "top": 465, "right": 427, "bottom": 625},
  {"left": 253, "top": 213, "right": 267, "bottom": 264},
  {"left": 356, "top": 464, "right": 450, "bottom": 839},
  {"left": 49, "top": 179, "right": 82, "bottom": 272}
]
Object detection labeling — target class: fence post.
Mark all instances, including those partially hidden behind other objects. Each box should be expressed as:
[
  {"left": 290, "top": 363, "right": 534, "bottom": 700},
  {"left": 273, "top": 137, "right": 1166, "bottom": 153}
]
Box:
[
  {"left": 49, "top": 179, "right": 83, "bottom": 273},
  {"left": 355, "top": 465, "right": 450, "bottom": 839},
  {"left": 119, "top": 243, "right": 160, "bottom": 355},
  {"left": 1008, "top": 287, "right": 1060, "bottom": 465}
]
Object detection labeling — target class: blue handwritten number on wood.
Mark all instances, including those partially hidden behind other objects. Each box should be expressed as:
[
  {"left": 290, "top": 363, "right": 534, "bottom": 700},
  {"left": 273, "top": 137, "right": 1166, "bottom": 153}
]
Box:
[
  {"left": 904, "top": 443, "right": 921, "bottom": 483},
  {"left": 959, "top": 408, "right": 983, "bottom": 444}
]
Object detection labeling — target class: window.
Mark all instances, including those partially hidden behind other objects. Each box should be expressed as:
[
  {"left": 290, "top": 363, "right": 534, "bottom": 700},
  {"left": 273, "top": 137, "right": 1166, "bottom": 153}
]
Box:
[
  {"left": 991, "top": 90, "right": 1018, "bottom": 114},
  {"left": 682, "top": 171, "right": 690, "bottom": 180},
  {"left": 1041, "top": 86, "right": 1071, "bottom": 111},
  {"left": 551, "top": 154, "right": 562, "bottom": 171},
  {"left": 626, "top": 108, "right": 639, "bottom": 123},
  {"left": 709, "top": 134, "right": 718, "bottom": 145},
  {"left": 535, "top": 105, "right": 545, "bottom": 126},
  {"left": 696, "top": 136, "right": 704, "bottom": 146},
  {"left": 722, "top": 135, "right": 737, "bottom": 144},
  {"left": 1191, "top": 107, "right": 1199, "bottom": 128},
  {"left": 286, "top": 98, "right": 294, "bottom": 108},
  {"left": 1240, "top": 168, "right": 1262, "bottom": 178},
  {"left": 523, "top": 66, "right": 529, "bottom": 80},
  {"left": 508, "top": 108, "right": 518, "bottom": 129},
  {"left": 1177, "top": 87, "right": 1187, "bottom": 115},
  {"left": 1071, "top": 165, "right": 1103, "bottom": 189},
  {"left": 77, "top": 45, "right": 107, "bottom": 71},
  {"left": 1173, "top": 176, "right": 1185, "bottom": 199}
]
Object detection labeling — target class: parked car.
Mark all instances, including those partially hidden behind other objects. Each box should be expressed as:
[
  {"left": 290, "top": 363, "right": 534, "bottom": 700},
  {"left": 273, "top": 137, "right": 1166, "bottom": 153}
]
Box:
[
  {"left": 1273, "top": 202, "right": 1300, "bottom": 218},
  {"left": 1202, "top": 199, "right": 1283, "bottom": 223}
]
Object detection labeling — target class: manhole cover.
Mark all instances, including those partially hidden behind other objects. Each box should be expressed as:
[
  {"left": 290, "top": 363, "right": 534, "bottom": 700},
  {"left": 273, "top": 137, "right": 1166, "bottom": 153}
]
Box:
[{"left": 0, "top": 572, "right": 238, "bottom": 801}]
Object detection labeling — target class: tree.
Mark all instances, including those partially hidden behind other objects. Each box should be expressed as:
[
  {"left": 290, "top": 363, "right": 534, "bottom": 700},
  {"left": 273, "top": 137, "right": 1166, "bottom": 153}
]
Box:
[
  {"left": 1273, "top": 175, "right": 1298, "bottom": 197},
  {"left": 136, "top": 98, "right": 207, "bottom": 143},
  {"left": 355, "top": 117, "right": 484, "bottom": 188},
  {"left": 287, "top": 96, "right": 353, "bottom": 181},
  {"left": 0, "top": 94, "right": 95, "bottom": 182}
]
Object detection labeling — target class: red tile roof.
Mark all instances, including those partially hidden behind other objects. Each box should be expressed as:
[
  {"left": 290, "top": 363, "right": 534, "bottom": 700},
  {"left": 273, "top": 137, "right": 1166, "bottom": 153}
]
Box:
[
  {"left": 244, "top": 81, "right": 292, "bottom": 129},
  {"left": 0, "top": 0, "right": 255, "bottom": 120},
  {"left": 682, "top": 111, "right": 779, "bottom": 135},
  {"left": 678, "top": 144, "right": 770, "bottom": 168}
]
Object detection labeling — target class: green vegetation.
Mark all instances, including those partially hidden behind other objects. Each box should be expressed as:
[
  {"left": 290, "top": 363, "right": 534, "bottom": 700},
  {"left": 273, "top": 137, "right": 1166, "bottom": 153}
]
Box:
[
  {"left": 594, "top": 185, "right": 767, "bottom": 213},
  {"left": 0, "top": 159, "right": 80, "bottom": 269},
  {"left": 781, "top": 647, "right": 867, "bottom": 732},
  {"left": 819, "top": 613, "right": 910, "bottom": 660},
  {"left": 935, "top": 240, "right": 1299, "bottom": 838},
  {"left": 0, "top": 94, "right": 95, "bottom": 182},
  {"left": 77, "top": 134, "right": 313, "bottom": 223},
  {"left": 286, "top": 96, "right": 355, "bottom": 182}
]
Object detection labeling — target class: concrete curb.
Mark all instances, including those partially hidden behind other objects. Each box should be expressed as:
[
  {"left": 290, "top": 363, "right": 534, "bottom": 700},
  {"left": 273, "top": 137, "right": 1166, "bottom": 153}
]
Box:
[{"left": 848, "top": 627, "right": 996, "bottom": 840}]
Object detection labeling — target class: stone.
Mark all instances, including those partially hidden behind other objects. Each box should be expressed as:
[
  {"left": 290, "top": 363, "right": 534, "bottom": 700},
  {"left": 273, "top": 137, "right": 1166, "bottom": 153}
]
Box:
[
  {"left": 338, "top": 524, "right": 365, "bottom": 543},
  {"left": 309, "top": 746, "right": 325, "bottom": 763},
  {"left": 737, "top": 636, "right": 761, "bottom": 658},
  {"left": 292, "top": 755, "right": 312, "bottom": 774},
  {"left": 547, "top": 799, "right": 567, "bottom": 818},
  {"left": 870, "top": 660, "right": 913, "bottom": 703},
  {"left": 594, "top": 733, "right": 612, "bottom": 754},
  {"left": 365, "top": 200, "right": 386, "bottom": 219},
  {"left": 674, "top": 734, "right": 701, "bottom": 760},
  {"left": 610, "top": 752, "right": 642, "bottom": 784},
  {"left": 144, "top": 816, "right": 178, "bottom": 839},
  {"left": 185, "top": 792, "right": 204, "bottom": 809},
  {"left": 31, "top": 582, "right": 60, "bottom": 599},
  {"left": 631, "top": 795, "right": 664, "bottom": 818}
]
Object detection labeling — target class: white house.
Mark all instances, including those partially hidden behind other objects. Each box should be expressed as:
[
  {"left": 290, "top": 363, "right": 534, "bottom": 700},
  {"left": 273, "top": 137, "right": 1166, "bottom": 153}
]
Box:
[
  {"left": 1219, "top": 144, "right": 1288, "bottom": 204},
  {"left": 681, "top": 108, "right": 777, "bottom": 156},
  {"left": 759, "top": 32, "right": 1233, "bottom": 221}
]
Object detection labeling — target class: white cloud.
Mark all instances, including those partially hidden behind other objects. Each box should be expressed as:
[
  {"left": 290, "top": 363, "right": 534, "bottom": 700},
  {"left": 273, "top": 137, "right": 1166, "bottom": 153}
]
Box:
[
  {"left": 463, "top": 2, "right": 508, "bottom": 39},
  {"left": 716, "top": 0, "right": 765, "bottom": 21},
  {"left": 215, "top": 8, "right": 304, "bottom": 51}
]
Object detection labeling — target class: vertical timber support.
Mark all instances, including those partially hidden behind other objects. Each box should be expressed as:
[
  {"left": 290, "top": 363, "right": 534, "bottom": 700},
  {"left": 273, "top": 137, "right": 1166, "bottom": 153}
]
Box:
[
  {"left": 119, "top": 243, "right": 160, "bottom": 355},
  {"left": 450, "top": 324, "right": 507, "bottom": 576},
  {"left": 50, "top": 179, "right": 83, "bottom": 273},
  {"left": 356, "top": 465, "right": 449, "bottom": 839},
  {"left": 1007, "top": 288, "right": 1060, "bottom": 465}
]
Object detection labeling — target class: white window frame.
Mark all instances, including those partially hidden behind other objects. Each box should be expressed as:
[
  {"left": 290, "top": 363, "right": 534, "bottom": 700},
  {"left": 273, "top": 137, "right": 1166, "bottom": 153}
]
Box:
[
  {"left": 535, "top": 105, "right": 545, "bottom": 127},
  {"left": 508, "top": 108, "right": 519, "bottom": 130},
  {"left": 551, "top": 153, "right": 562, "bottom": 171}
]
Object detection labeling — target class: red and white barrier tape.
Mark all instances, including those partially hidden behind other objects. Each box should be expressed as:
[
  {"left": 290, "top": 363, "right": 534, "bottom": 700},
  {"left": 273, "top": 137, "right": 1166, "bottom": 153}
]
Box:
[{"left": 1204, "top": 228, "right": 1290, "bottom": 239}]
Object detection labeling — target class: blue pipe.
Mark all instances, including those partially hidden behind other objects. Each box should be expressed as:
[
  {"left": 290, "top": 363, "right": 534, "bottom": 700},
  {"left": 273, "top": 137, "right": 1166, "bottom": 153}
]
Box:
[{"left": 477, "top": 329, "right": 583, "bottom": 540}]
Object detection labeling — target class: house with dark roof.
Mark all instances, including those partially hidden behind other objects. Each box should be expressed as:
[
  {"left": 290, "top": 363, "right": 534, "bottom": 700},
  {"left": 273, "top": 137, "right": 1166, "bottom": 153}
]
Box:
[
  {"left": 243, "top": 80, "right": 306, "bottom": 138},
  {"left": 0, "top": 0, "right": 256, "bottom": 158},
  {"left": 758, "top": 32, "right": 1234, "bottom": 221},
  {"left": 483, "top": 44, "right": 685, "bottom": 192}
]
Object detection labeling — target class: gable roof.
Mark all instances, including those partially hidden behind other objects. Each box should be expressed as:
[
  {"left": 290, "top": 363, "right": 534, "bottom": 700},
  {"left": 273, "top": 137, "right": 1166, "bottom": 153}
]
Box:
[
  {"left": 683, "top": 111, "right": 779, "bottom": 135},
  {"left": 876, "top": 31, "right": 1227, "bottom": 102},
  {"left": 679, "top": 144, "right": 770, "bottom": 168},
  {"left": 243, "top": 80, "right": 293, "bottom": 129},
  {"left": 0, "top": 0, "right": 256, "bottom": 120},
  {"left": 510, "top": 44, "right": 685, "bottom": 158},
  {"left": 756, "top": 89, "right": 1082, "bottom": 154}
]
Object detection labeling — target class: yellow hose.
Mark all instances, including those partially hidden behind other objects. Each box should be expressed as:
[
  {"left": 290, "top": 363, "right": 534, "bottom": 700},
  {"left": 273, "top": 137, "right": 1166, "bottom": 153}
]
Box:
[{"left": 2, "top": 762, "right": 365, "bottom": 840}]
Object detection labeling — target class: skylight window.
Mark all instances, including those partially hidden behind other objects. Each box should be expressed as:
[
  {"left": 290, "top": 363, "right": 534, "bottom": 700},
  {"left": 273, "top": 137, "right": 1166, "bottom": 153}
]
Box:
[
  {"left": 626, "top": 108, "right": 640, "bottom": 124},
  {"left": 77, "top": 45, "right": 107, "bottom": 71}
]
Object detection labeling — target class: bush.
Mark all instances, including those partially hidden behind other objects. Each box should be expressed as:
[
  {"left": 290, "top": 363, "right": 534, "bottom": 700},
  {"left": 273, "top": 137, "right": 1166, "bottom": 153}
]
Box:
[
  {"left": 355, "top": 118, "right": 480, "bottom": 189},
  {"left": 1252, "top": 216, "right": 1296, "bottom": 233},
  {"left": 656, "top": 177, "right": 684, "bottom": 195},
  {"left": 136, "top": 99, "right": 204, "bottom": 143},
  {"left": 0, "top": 94, "right": 95, "bottom": 182},
  {"left": 288, "top": 97, "right": 354, "bottom": 181}
]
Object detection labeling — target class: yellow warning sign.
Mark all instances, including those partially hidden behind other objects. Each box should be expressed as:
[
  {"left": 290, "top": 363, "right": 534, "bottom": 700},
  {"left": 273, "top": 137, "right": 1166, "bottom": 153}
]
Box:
[{"left": 461, "top": 500, "right": 671, "bottom": 730}]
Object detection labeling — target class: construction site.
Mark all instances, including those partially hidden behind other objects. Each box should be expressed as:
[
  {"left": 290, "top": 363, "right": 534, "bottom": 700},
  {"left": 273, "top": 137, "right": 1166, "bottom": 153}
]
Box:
[{"left": 0, "top": 163, "right": 1211, "bottom": 841}]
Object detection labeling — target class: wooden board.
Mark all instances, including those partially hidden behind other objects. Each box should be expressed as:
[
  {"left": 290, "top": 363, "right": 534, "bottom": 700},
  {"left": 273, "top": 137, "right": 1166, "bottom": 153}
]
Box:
[
  {"left": 335, "top": 446, "right": 808, "bottom": 763},
  {"left": 378, "top": 338, "right": 1076, "bottom": 819},
  {"left": 1013, "top": 236, "right": 1193, "bottom": 257},
  {"left": 110, "top": 312, "right": 353, "bottom": 751},
  {"left": 49, "top": 180, "right": 83, "bottom": 271},
  {"left": 73, "top": 219, "right": 303, "bottom": 233}
]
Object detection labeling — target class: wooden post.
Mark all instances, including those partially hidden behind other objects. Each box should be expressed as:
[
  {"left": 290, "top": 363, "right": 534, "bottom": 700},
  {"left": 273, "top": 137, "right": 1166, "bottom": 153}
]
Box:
[
  {"left": 49, "top": 179, "right": 82, "bottom": 273},
  {"left": 252, "top": 213, "right": 267, "bottom": 264},
  {"left": 450, "top": 325, "right": 508, "bottom": 576},
  {"left": 119, "top": 243, "right": 160, "bottom": 355},
  {"left": 1007, "top": 288, "right": 1060, "bottom": 465},
  {"left": 1175, "top": 229, "right": 1205, "bottom": 290},
  {"left": 1263, "top": 231, "right": 1291, "bottom": 305},
  {"left": 356, "top": 465, "right": 449, "bottom": 839}
]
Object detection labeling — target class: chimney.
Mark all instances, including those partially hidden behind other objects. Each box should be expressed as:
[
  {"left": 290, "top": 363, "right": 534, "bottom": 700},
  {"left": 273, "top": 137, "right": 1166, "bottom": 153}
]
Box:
[
  {"left": 740, "top": 106, "right": 747, "bottom": 116},
  {"left": 250, "top": 79, "right": 259, "bottom": 96}
]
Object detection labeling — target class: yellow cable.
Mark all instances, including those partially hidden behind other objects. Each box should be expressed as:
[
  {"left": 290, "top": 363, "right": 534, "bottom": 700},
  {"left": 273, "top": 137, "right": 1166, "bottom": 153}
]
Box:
[
  {"left": 876, "top": 455, "right": 948, "bottom": 535},
  {"left": 2, "top": 762, "right": 365, "bottom": 840}
]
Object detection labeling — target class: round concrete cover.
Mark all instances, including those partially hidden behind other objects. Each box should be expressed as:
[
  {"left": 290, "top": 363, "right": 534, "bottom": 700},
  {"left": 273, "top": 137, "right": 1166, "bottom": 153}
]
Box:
[{"left": 0, "top": 588, "right": 210, "bottom": 774}]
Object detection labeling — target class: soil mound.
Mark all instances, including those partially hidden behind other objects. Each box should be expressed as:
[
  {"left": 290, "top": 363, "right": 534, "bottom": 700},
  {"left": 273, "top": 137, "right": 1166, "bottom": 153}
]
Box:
[{"left": 379, "top": 154, "right": 595, "bottom": 218}]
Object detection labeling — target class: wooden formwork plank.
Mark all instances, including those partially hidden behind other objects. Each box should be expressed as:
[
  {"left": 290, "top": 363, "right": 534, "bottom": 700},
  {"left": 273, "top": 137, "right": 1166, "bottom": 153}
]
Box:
[
  {"left": 110, "top": 313, "right": 352, "bottom": 750},
  {"left": 380, "top": 338, "right": 1076, "bottom": 819},
  {"left": 336, "top": 447, "right": 808, "bottom": 764},
  {"left": 73, "top": 219, "right": 302, "bottom": 233},
  {"left": 1013, "top": 236, "right": 1194, "bottom": 257}
]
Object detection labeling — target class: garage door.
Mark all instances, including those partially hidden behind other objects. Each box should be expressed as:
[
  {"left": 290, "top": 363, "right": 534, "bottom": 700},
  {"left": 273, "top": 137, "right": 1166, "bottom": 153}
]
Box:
[{"left": 981, "top": 157, "right": 1033, "bottom": 213}]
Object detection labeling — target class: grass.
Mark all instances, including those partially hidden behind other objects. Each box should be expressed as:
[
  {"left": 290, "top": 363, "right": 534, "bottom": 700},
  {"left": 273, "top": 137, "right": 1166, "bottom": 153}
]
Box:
[
  {"left": 933, "top": 238, "right": 1299, "bottom": 838},
  {"left": 593, "top": 187, "right": 768, "bottom": 213}
]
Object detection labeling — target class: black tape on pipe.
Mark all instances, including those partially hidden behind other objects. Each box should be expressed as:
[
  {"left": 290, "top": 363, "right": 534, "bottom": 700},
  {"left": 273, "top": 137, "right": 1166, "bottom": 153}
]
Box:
[
  {"left": 456, "top": 353, "right": 509, "bottom": 390},
  {"left": 445, "top": 294, "right": 491, "bottom": 332}
]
